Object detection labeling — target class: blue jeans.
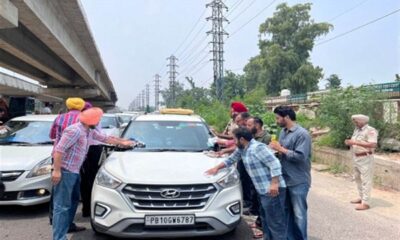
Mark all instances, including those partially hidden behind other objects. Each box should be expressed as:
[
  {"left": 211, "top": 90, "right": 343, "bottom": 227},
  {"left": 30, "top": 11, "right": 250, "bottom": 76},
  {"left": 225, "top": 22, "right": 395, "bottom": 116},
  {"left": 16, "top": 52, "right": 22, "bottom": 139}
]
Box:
[
  {"left": 286, "top": 183, "right": 309, "bottom": 240},
  {"left": 259, "top": 188, "right": 287, "bottom": 240},
  {"left": 52, "top": 169, "right": 80, "bottom": 240}
]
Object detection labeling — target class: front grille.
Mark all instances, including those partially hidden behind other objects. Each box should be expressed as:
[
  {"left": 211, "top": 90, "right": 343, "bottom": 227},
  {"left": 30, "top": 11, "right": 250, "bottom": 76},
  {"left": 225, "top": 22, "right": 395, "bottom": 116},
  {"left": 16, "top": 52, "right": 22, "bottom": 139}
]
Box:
[
  {"left": 123, "top": 222, "right": 214, "bottom": 233},
  {"left": 122, "top": 184, "right": 218, "bottom": 210},
  {"left": 0, "top": 171, "right": 24, "bottom": 182}
]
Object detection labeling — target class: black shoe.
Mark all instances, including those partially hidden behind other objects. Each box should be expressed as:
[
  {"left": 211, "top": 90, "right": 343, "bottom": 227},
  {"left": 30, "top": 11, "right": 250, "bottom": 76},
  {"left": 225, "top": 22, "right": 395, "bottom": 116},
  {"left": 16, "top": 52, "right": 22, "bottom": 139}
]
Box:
[
  {"left": 68, "top": 223, "right": 86, "bottom": 233},
  {"left": 82, "top": 212, "right": 90, "bottom": 218}
]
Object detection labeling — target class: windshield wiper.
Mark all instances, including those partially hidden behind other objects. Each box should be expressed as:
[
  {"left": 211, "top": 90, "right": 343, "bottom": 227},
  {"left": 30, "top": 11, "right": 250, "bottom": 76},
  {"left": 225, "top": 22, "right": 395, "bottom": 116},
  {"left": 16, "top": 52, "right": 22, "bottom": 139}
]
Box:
[
  {"left": 35, "top": 141, "right": 54, "bottom": 145},
  {"left": 142, "top": 149, "right": 205, "bottom": 152},
  {"left": 0, "top": 141, "right": 33, "bottom": 145}
]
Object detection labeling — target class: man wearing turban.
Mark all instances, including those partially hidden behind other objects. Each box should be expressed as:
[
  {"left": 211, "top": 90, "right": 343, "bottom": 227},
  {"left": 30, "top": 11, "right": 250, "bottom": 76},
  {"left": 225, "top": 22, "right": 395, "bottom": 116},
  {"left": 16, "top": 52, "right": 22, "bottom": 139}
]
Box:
[
  {"left": 345, "top": 114, "right": 378, "bottom": 210},
  {"left": 48, "top": 97, "right": 86, "bottom": 232}
]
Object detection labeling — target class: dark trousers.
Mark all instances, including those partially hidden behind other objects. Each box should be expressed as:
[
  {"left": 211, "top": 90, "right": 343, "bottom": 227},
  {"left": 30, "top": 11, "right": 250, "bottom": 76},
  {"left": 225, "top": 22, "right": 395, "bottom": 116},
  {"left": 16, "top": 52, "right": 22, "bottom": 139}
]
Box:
[
  {"left": 80, "top": 145, "right": 103, "bottom": 216},
  {"left": 259, "top": 188, "right": 287, "bottom": 240},
  {"left": 237, "top": 159, "right": 260, "bottom": 215}
]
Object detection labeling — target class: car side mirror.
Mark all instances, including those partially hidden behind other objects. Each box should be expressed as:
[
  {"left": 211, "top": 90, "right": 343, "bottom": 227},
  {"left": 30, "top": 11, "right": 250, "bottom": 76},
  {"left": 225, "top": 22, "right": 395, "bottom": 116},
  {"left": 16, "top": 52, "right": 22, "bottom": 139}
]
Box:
[{"left": 120, "top": 123, "right": 128, "bottom": 129}]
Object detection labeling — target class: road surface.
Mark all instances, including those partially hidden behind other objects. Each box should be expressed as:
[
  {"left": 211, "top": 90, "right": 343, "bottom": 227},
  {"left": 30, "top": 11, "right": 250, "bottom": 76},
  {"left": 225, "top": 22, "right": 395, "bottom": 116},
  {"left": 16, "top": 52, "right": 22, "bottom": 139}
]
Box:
[{"left": 1, "top": 170, "right": 399, "bottom": 240}]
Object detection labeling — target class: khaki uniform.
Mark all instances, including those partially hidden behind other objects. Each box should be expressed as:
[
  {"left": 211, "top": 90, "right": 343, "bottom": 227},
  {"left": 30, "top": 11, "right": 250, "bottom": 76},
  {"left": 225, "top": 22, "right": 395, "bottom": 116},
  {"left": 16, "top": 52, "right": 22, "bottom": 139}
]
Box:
[
  {"left": 223, "top": 119, "right": 238, "bottom": 136},
  {"left": 254, "top": 130, "right": 271, "bottom": 145},
  {"left": 351, "top": 125, "right": 378, "bottom": 205}
]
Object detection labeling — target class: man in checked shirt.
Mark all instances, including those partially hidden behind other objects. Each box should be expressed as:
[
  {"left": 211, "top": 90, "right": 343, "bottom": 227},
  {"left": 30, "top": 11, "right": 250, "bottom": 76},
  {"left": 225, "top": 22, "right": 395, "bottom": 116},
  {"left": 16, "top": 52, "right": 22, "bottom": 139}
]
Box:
[
  {"left": 51, "top": 107, "right": 135, "bottom": 240},
  {"left": 206, "top": 127, "right": 287, "bottom": 240}
]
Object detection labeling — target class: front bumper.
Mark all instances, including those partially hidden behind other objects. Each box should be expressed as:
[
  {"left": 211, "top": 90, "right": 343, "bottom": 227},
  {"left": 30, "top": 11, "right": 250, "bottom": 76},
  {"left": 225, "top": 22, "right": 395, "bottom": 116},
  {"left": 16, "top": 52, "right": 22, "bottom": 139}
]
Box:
[
  {"left": 0, "top": 171, "right": 51, "bottom": 206},
  {"left": 91, "top": 183, "right": 242, "bottom": 238}
]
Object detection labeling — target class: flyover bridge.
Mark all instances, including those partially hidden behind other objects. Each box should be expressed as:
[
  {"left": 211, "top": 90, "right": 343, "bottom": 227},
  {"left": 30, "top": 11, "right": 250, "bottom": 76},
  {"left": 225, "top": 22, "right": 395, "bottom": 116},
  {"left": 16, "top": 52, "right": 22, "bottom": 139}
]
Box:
[{"left": 0, "top": 0, "right": 117, "bottom": 108}]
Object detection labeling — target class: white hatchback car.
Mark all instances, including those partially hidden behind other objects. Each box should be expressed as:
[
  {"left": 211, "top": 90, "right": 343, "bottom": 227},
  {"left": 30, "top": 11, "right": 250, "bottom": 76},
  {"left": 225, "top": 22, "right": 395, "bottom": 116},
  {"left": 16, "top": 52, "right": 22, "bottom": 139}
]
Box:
[
  {"left": 91, "top": 113, "right": 242, "bottom": 238},
  {"left": 0, "top": 114, "right": 56, "bottom": 206}
]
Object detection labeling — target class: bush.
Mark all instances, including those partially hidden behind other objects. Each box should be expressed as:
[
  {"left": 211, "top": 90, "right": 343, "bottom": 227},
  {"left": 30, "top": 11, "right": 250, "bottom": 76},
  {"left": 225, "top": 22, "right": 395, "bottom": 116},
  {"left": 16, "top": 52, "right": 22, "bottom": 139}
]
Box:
[
  {"left": 194, "top": 101, "right": 230, "bottom": 132},
  {"left": 317, "top": 86, "right": 384, "bottom": 149}
]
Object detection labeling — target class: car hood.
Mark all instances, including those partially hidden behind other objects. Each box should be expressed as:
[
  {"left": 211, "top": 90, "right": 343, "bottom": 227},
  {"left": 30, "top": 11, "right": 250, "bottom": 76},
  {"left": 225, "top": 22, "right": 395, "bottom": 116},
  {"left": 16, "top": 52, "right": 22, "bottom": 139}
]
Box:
[
  {"left": 0, "top": 145, "right": 53, "bottom": 171},
  {"left": 104, "top": 152, "right": 231, "bottom": 185}
]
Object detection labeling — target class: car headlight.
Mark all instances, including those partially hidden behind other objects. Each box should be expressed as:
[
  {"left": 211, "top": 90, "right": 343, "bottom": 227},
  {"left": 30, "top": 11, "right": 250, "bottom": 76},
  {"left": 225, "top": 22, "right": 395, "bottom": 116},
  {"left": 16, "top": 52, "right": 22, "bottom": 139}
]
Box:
[
  {"left": 218, "top": 167, "right": 240, "bottom": 189},
  {"left": 96, "top": 167, "right": 121, "bottom": 189},
  {"left": 26, "top": 157, "right": 52, "bottom": 178}
]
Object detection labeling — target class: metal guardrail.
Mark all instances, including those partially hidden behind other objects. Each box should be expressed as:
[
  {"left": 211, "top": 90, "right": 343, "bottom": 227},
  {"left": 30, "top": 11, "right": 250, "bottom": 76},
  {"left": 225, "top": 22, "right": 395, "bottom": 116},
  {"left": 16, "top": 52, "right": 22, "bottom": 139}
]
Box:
[{"left": 266, "top": 82, "right": 400, "bottom": 106}]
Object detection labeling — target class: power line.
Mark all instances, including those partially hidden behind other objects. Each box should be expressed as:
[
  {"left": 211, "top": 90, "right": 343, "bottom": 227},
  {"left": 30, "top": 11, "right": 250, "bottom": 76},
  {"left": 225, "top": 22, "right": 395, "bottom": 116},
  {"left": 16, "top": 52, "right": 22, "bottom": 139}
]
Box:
[
  {"left": 181, "top": 52, "right": 211, "bottom": 77},
  {"left": 174, "top": 8, "right": 208, "bottom": 56},
  {"left": 229, "top": 0, "right": 278, "bottom": 38},
  {"left": 227, "top": 0, "right": 244, "bottom": 17},
  {"left": 177, "top": 21, "right": 208, "bottom": 60},
  {"left": 316, "top": 7, "right": 400, "bottom": 46},
  {"left": 228, "top": 0, "right": 257, "bottom": 24},
  {"left": 180, "top": 43, "right": 210, "bottom": 73},
  {"left": 179, "top": 35, "right": 209, "bottom": 64},
  {"left": 328, "top": 0, "right": 371, "bottom": 22}
]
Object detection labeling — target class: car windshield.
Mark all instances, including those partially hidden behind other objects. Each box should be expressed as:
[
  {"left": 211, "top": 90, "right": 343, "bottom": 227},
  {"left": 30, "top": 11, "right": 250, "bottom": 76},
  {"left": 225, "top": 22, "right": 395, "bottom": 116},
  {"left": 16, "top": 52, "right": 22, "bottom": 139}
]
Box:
[
  {"left": 118, "top": 115, "right": 132, "bottom": 124},
  {"left": 0, "top": 120, "right": 53, "bottom": 145},
  {"left": 100, "top": 116, "right": 118, "bottom": 129},
  {"left": 123, "top": 121, "right": 213, "bottom": 151}
]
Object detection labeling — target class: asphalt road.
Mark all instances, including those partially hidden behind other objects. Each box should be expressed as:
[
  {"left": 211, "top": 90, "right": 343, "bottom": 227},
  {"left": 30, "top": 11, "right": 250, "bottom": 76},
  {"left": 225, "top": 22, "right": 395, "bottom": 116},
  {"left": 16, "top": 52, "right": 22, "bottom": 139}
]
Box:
[{"left": 1, "top": 170, "right": 399, "bottom": 240}]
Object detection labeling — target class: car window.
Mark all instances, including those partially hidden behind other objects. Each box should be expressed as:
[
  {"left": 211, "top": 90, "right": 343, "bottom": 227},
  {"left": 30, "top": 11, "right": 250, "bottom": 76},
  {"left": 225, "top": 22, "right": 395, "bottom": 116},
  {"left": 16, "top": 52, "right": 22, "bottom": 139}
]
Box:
[
  {"left": 123, "top": 121, "right": 212, "bottom": 151},
  {"left": 0, "top": 121, "right": 53, "bottom": 144},
  {"left": 100, "top": 116, "right": 118, "bottom": 128}
]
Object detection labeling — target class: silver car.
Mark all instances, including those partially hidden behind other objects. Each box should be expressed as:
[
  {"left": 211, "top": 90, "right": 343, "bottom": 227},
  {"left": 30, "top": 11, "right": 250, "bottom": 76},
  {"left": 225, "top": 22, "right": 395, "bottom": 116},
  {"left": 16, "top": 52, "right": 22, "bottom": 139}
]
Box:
[
  {"left": 0, "top": 115, "right": 56, "bottom": 206},
  {"left": 91, "top": 113, "right": 242, "bottom": 238}
]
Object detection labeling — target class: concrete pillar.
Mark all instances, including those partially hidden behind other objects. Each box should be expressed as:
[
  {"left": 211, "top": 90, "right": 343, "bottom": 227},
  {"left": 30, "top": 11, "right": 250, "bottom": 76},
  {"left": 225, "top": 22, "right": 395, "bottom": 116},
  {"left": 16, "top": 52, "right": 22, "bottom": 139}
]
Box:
[{"left": 0, "top": 0, "right": 18, "bottom": 29}]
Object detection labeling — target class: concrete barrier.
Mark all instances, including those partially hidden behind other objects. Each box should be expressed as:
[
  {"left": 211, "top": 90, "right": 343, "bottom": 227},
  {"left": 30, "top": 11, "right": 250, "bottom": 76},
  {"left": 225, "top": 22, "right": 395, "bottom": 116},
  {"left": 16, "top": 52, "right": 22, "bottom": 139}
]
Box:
[{"left": 313, "top": 146, "right": 400, "bottom": 191}]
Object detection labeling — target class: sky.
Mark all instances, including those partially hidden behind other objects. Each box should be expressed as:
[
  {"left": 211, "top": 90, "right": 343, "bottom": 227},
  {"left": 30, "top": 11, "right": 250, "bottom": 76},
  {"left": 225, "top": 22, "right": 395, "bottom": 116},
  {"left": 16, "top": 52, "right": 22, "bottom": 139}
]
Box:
[{"left": 81, "top": 0, "right": 400, "bottom": 109}]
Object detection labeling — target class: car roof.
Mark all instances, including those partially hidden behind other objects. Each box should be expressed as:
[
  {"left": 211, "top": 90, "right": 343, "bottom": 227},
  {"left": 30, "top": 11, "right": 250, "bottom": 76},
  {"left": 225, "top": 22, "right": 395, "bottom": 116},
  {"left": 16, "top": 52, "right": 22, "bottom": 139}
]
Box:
[
  {"left": 10, "top": 114, "right": 58, "bottom": 122},
  {"left": 103, "top": 113, "right": 116, "bottom": 117},
  {"left": 134, "top": 114, "right": 204, "bottom": 123}
]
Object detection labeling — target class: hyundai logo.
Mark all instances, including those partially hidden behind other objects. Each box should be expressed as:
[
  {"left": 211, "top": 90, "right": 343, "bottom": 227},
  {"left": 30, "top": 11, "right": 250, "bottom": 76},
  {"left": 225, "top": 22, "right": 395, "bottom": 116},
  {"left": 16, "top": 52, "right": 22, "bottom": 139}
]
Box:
[{"left": 160, "top": 189, "right": 180, "bottom": 199}]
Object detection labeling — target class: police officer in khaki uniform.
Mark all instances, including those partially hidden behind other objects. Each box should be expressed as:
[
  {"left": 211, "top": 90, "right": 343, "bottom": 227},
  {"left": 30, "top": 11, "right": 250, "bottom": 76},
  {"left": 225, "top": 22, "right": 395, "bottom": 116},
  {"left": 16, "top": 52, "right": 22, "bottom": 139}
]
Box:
[{"left": 345, "top": 114, "right": 378, "bottom": 211}]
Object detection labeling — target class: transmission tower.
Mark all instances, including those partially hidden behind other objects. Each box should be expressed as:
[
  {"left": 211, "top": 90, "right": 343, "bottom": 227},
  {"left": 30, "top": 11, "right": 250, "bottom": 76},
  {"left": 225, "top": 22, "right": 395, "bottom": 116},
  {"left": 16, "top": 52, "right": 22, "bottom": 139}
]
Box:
[
  {"left": 154, "top": 74, "right": 161, "bottom": 110},
  {"left": 141, "top": 90, "right": 146, "bottom": 110},
  {"left": 206, "top": 0, "right": 228, "bottom": 101},
  {"left": 146, "top": 84, "right": 150, "bottom": 109},
  {"left": 167, "top": 55, "right": 179, "bottom": 106}
]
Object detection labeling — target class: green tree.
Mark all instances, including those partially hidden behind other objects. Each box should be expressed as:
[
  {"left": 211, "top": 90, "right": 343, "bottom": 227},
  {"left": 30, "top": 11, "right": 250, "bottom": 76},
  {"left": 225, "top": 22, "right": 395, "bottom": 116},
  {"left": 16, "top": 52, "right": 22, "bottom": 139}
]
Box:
[
  {"left": 243, "top": 56, "right": 265, "bottom": 91},
  {"left": 325, "top": 74, "right": 342, "bottom": 89},
  {"left": 210, "top": 70, "right": 246, "bottom": 101},
  {"left": 161, "top": 81, "right": 184, "bottom": 108},
  {"left": 255, "top": 3, "right": 332, "bottom": 95},
  {"left": 317, "top": 86, "right": 383, "bottom": 148},
  {"left": 176, "top": 77, "right": 211, "bottom": 109}
]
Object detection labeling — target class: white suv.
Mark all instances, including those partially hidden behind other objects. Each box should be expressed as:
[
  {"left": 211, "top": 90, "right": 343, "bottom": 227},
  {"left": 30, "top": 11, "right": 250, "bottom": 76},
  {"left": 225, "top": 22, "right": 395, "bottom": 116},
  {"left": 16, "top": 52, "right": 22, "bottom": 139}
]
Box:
[{"left": 91, "top": 113, "right": 242, "bottom": 238}]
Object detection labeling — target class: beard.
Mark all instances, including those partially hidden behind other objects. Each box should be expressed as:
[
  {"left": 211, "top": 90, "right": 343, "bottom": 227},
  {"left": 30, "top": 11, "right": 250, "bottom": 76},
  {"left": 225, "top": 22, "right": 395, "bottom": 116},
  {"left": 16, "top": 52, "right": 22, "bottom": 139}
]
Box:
[
  {"left": 237, "top": 143, "right": 245, "bottom": 150},
  {"left": 251, "top": 127, "right": 257, "bottom": 135}
]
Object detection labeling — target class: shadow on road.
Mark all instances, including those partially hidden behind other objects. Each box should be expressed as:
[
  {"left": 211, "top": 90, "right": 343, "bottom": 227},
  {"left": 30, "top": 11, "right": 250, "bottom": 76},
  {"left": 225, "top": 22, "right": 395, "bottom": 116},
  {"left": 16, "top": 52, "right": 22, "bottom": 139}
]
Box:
[
  {"left": 69, "top": 219, "right": 253, "bottom": 240},
  {"left": 0, "top": 203, "right": 49, "bottom": 220}
]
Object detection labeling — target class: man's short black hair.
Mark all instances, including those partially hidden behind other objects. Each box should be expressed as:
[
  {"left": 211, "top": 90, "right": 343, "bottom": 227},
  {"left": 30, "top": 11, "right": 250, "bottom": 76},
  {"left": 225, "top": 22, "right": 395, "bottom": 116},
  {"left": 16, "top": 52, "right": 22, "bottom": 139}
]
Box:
[
  {"left": 233, "top": 127, "right": 253, "bottom": 142},
  {"left": 274, "top": 106, "right": 296, "bottom": 121},
  {"left": 239, "top": 112, "right": 251, "bottom": 120},
  {"left": 252, "top": 117, "right": 264, "bottom": 127}
]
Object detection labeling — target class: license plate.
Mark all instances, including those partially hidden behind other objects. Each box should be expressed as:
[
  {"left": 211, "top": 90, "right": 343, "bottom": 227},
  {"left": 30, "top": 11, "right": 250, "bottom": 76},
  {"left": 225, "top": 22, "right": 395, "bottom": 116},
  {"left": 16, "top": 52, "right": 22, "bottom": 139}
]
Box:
[{"left": 145, "top": 215, "right": 195, "bottom": 226}]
